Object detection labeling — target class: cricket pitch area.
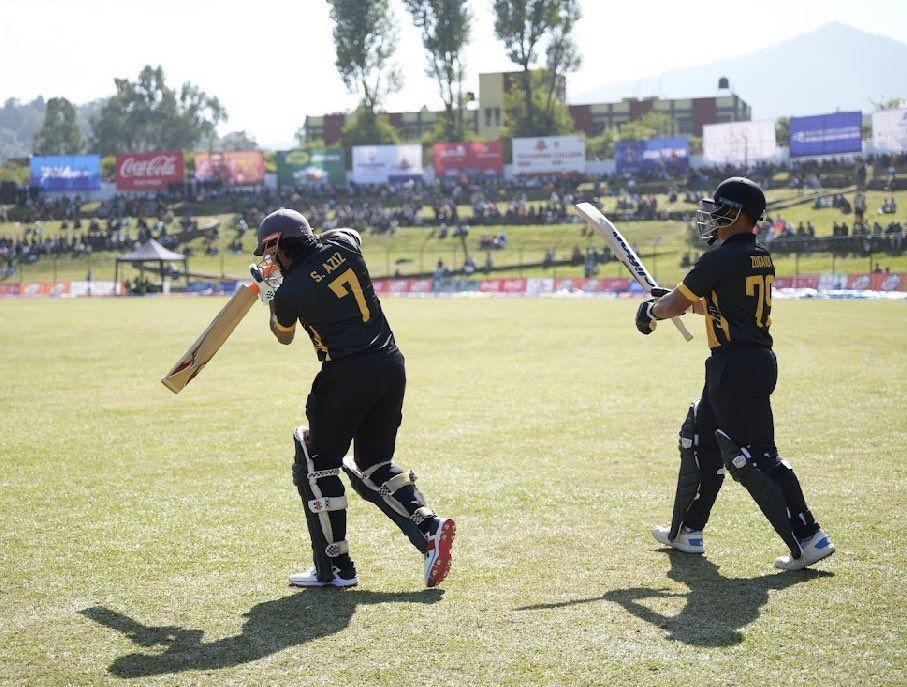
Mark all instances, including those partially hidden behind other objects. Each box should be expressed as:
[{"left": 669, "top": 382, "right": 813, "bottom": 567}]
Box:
[{"left": 1, "top": 297, "right": 904, "bottom": 687}]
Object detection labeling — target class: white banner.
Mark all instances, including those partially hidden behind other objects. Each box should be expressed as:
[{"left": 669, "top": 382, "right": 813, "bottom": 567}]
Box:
[
  {"left": 872, "top": 108, "right": 907, "bottom": 154},
  {"left": 512, "top": 135, "right": 586, "bottom": 175},
  {"left": 351, "top": 144, "right": 423, "bottom": 184},
  {"left": 702, "top": 120, "right": 777, "bottom": 163}
]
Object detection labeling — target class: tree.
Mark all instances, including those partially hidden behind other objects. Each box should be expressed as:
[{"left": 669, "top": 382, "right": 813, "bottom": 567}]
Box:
[
  {"left": 543, "top": 0, "right": 581, "bottom": 115},
  {"left": 492, "top": 0, "right": 564, "bottom": 135},
  {"left": 340, "top": 107, "right": 400, "bottom": 150},
  {"left": 90, "top": 65, "right": 226, "bottom": 155},
  {"left": 871, "top": 96, "right": 906, "bottom": 110},
  {"left": 327, "top": 0, "right": 401, "bottom": 114},
  {"left": 617, "top": 112, "right": 674, "bottom": 141},
  {"left": 403, "top": 0, "right": 471, "bottom": 142},
  {"left": 775, "top": 116, "right": 790, "bottom": 146},
  {"left": 500, "top": 69, "right": 575, "bottom": 138},
  {"left": 216, "top": 130, "right": 259, "bottom": 151},
  {"left": 32, "top": 97, "right": 84, "bottom": 155}
]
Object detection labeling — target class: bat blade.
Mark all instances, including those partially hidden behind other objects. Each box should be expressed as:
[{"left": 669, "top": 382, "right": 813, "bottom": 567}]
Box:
[
  {"left": 575, "top": 202, "right": 693, "bottom": 342},
  {"left": 161, "top": 283, "right": 260, "bottom": 393}
]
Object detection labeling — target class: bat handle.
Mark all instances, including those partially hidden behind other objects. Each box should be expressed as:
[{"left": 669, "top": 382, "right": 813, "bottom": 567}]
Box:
[{"left": 671, "top": 316, "right": 694, "bottom": 341}]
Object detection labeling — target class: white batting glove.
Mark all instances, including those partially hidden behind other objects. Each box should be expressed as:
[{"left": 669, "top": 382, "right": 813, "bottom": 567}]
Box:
[{"left": 249, "top": 264, "right": 277, "bottom": 305}]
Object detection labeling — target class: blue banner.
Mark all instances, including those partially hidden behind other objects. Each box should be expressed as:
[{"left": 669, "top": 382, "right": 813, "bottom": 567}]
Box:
[
  {"left": 30, "top": 155, "right": 101, "bottom": 191},
  {"left": 789, "top": 112, "right": 862, "bottom": 158},
  {"left": 614, "top": 136, "right": 689, "bottom": 173}
]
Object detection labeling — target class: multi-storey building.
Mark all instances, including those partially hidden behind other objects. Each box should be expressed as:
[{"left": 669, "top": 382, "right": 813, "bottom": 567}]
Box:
[{"left": 301, "top": 71, "right": 750, "bottom": 145}]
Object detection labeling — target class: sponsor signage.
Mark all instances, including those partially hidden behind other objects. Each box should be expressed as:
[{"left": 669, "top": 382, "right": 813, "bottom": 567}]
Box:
[
  {"left": 194, "top": 151, "right": 265, "bottom": 186},
  {"left": 512, "top": 135, "right": 585, "bottom": 175},
  {"left": 614, "top": 136, "right": 689, "bottom": 173},
  {"left": 872, "top": 108, "right": 907, "bottom": 154},
  {"left": 30, "top": 155, "right": 101, "bottom": 191},
  {"left": 277, "top": 148, "right": 346, "bottom": 186},
  {"left": 702, "top": 120, "right": 777, "bottom": 163},
  {"left": 351, "top": 144, "right": 423, "bottom": 185},
  {"left": 789, "top": 112, "right": 862, "bottom": 158},
  {"left": 433, "top": 141, "right": 504, "bottom": 177},
  {"left": 116, "top": 151, "right": 184, "bottom": 190}
]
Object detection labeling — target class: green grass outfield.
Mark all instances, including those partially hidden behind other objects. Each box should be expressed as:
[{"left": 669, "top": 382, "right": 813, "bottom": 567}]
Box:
[{"left": 1, "top": 298, "right": 905, "bottom": 687}]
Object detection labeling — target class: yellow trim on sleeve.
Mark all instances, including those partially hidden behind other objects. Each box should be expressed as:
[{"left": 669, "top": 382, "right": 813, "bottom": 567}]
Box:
[
  {"left": 274, "top": 321, "right": 296, "bottom": 333},
  {"left": 677, "top": 282, "right": 700, "bottom": 302}
]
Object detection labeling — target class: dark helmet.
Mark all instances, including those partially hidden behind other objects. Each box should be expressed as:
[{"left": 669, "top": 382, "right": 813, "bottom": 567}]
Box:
[
  {"left": 253, "top": 208, "right": 313, "bottom": 256},
  {"left": 695, "top": 176, "right": 766, "bottom": 241}
]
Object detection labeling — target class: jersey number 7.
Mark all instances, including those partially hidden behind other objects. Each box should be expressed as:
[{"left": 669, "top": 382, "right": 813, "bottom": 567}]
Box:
[
  {"left": 329, "top": 268, "right": 371, "bottom": 322},
  {"left": 746, "top": 275, "right": 774, "bottom": 328}
]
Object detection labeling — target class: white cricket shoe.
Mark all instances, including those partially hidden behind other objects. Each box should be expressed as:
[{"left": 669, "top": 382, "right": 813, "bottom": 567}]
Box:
[
  {"left": 652, "top": 525, "right": 705, "bottom": 554},
  {"left": 423, "top": 518, "right": 456, "bottom": 587},
  {"left": 289, "top": 565, "right": 358, "bottom": 589},
  {"left": 774, "top": 529, "right": 835, "bottom": 571}
]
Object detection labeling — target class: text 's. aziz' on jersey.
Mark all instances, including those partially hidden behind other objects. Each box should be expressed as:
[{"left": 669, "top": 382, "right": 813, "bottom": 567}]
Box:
[{"left": 273, "top": 231, "right": 396, "bottom": 362}]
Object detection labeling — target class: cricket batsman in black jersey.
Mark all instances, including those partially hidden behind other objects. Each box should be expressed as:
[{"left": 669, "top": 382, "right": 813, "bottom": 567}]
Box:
[
  {"left": 250, "top": 208, "right": 455, "bottom": 588},
  {"left": 636, "top": 177, "right": 835, "bottom": 570}
]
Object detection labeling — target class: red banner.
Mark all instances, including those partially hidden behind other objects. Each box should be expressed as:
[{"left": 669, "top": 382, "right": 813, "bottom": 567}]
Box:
[
  {"left": 194, "top": 151, "right": 265, "bottom": 186},
  {"left": 848, "top": 273, "right": 907, "bottom": 291},
  {"left": 790, "top": 274, "right": 820, "bottom": 289},
  {"left": 433, "top": 141, "right": 504, "bottom": 177},
  {"left": 116, "top": 151, "right": 184, "bottom": 190}
]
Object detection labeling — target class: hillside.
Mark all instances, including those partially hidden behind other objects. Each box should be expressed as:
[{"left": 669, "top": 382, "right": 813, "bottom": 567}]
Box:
[{"left": 573, "top": 22, "right": 907, "bottom": 119}]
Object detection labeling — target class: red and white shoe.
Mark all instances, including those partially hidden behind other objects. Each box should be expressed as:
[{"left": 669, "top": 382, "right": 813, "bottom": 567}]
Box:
[{"left": 423, "top": 518, "right": 456, "bottom": 587}]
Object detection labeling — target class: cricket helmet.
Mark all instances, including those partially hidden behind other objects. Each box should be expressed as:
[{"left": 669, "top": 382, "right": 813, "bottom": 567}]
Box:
[
  {"left": 253, "top": 208, "right": 313, "bottom": 256},
  {"left": 695, "top": 177, "right": 766, "bottom": 241}
]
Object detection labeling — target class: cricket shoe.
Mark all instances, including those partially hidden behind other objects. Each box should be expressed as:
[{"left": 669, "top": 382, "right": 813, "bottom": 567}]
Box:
[
  {"left": 774, "top": 529, "right": 835, "bottom": 571},
  {"left": 651, "top": 525, "right": 704, "bottom": 554},
  {"left": 423, "top": 517, "right": 456, "bottom": 587},
  {"left": 289, "top": 560, "right": 358, "bottom": 588}
]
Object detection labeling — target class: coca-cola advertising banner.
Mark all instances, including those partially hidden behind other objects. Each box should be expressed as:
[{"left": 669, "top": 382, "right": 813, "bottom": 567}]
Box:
[
  {"left": 433, "top": 141, "right": 504, "bottom": 177},
  {"left": 116, "top": 151, "right": 184, "bottom": 191},
  {"left": 194, "top": 151, "right": 265, "bottom": 186}
]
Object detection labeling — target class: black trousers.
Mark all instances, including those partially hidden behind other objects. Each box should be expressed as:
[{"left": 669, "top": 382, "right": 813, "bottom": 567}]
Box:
[
  {"left": 685, "top": 346, "right": 780, "bottom": 531},
  {"left": 306, "top": 347, "right": 406, "bottom": 471}
]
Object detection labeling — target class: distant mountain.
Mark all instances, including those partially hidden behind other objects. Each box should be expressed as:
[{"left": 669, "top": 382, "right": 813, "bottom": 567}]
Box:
[{"left": 573, "top": 23, "right": 907, "bottom": 120}]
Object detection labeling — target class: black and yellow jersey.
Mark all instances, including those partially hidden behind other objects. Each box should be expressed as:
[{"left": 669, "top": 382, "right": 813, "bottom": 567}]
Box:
[
  {"left": 273, "top": 231, "right": 396, "bottom": 362},
  {"left": 678, "top": 233, "right": 774, "bottom": 349}
]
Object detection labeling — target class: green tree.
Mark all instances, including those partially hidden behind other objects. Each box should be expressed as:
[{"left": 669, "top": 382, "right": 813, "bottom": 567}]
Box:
[
  {"left": 403, "top": 0, "right": 471, "bottom": 142},
  {"left": 340, "top": 107, "right": 400, "bottom": 151},
  {"left": 586, "top": 128, "right": 616, "bottom": 159},
  {"left": 775, "top": 116, "right": 790, "bottom": 146},
  {"left": 871, "top": 96, "right": 906, "bottom": 110},
  {"left": 90, "top": 65, "right": 226, "bottom": 155},
  {"left": 327, "top": 0, "right": 401, "bottom": 114},
  {"left": 216, "top": 130, "right": 259, "bottom": 151},
  {"left": 543, "top": 0, "right": 581, "bottom": 116},
  {"left": 500, "top": 69, "right": 575, "bottom": 138},
  {"left": 33, "top": 97, "right": 84, "bottom": 155},
  {"left": 617, "top": 112, "right": 674, "bottom": 141},
  {"left": 492, "top": 0, "right": 560, "bottom": 135}
]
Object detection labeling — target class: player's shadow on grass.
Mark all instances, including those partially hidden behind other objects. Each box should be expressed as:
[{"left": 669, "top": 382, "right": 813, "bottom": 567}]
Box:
[
  {"left": 80, "top": 588, "right": 443, "bottom": 678},
  {"left": 519, "top": 551, "right": 832, "bottom": 647}
]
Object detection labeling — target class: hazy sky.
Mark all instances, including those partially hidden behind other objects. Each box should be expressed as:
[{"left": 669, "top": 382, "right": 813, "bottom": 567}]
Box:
[{"left": 3, "top": 0, "right": 906, "bottom": 147}]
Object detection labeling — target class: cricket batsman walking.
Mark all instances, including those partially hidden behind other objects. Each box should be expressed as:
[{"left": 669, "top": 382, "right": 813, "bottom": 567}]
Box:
[
  {"left": 636, "top": 177, "right": 835, "bottom": 570},
  {"left": 250, "top": 208, "right": 455, "bottom": 588}
]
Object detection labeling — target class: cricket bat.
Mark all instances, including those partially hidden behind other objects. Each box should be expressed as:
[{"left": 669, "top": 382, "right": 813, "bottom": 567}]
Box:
[
  {"left": 161, "top": 282, "right": 260, "bottom": 393},
  {"left": 574, "top": 202, "right": 693, "bottom": 342}
]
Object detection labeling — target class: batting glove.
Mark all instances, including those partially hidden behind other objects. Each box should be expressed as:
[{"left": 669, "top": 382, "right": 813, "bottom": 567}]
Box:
[
  {"left": 635, "top": 299, "right": 660, "bottom": 334},
  {"left": 249, "top": 264, "right": 277, "bottom": 305}
]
